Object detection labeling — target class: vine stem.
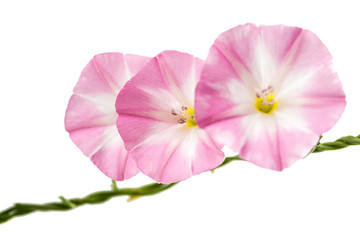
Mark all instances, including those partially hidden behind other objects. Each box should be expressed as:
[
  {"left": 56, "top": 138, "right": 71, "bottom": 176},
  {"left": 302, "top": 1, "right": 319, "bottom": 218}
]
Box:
[
  {"left": 0, "top": 134, "right": 359, "bottom": 224},
  {"left": 0, "top": 182, "right": 178, "bottom": 224},
  {"left": 312, "top": 135, "right": 360, "bottom": 153}
]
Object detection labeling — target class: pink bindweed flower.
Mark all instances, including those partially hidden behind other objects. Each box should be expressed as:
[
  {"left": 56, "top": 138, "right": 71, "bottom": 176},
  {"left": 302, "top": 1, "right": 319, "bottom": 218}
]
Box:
[
  {"left": 116, "top": 51, "right": 225, "bottom": 183},
  {"left": 65, "top": 53, "right": 150, "bottom": 180},
  {"left": 195, "top": 24, "right": 346, "bottom": 171}
]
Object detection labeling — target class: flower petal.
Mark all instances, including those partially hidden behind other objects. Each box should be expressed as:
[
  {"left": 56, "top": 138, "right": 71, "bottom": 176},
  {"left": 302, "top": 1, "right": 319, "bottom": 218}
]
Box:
[
  {"left": 116, "top": 51, "right": 204, "bottom": 119},
  {"left": 65, "top": 52, "right": 150, "bottom": 180},
  {"left": 237, "top": 116, "right": 320, "bottom": 170},
  {"left": 116, "top": 51, "right": 224, "bottom": 183},
  {"left": 125, "top": 124, "right": 224, "bottom": 183}
]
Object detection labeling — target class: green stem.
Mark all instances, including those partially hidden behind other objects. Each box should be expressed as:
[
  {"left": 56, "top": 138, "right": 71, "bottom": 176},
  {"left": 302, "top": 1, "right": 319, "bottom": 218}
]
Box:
[
  {"left": 312, "top": 135, "right": 360, "bottom": 153},
  {"left": 0, "top": 182, "right": 177, "bottom": 224},
  {"left": 0, "top": 134, "right": 359, "bottom": 224}
]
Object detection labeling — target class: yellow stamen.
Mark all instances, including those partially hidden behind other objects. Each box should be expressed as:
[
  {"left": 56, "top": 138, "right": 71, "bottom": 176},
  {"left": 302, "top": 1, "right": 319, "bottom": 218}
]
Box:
[
  {"left": 255, "top": 93, "right": 278, "bottom": 114},
  {"left": 187, "top": 107, "right": 195, "bottom": 116},
  {"left": 185, "top": 107, "right": 197, "bottom": 128}
]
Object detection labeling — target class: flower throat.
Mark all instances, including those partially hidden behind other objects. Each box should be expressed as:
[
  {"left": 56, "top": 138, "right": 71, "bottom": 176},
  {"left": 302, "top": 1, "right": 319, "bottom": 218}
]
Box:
[
  {"left": 255, "top": 86, "right": 278, "bottom": 114},
  {"left": 172, "top": 106, "right": 197, "bottom": 128}
]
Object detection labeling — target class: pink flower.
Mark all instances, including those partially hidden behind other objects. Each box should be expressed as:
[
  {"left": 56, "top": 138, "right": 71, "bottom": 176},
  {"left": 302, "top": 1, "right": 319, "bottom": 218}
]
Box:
[
  {"left": 116, "top": 51, "right": 225, "bottom": 183},
  {"left": 195, "top": 24, "right": 346, "bottom": 171},
  {"left": 65, "top": 53, "right": 150, "bottom": 180}
]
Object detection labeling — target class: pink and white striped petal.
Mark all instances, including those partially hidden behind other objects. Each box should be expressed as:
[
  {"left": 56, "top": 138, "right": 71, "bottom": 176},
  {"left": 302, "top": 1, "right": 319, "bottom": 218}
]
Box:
[
  {"left": 129, "top": 127, "right": 224, "bottom": 183},
  {"left": 116, "top": 51, "right": 225, "bottom": 183},
  {"left": 196, "top": 24, "right": 346, "bottom": 171},
  {"left": 65, "top": 52, "right": 150, "bottom": 180}
]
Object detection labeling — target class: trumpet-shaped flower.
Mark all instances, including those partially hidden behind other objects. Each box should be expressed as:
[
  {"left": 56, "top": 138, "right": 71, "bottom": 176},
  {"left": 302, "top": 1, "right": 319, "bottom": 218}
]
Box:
[
  {"left": 195, "top": 24, "right": 346, "bottom": 171},
  {"left": 116, "top": 51, "right": 225, "bottom": 183},
  {"left": 65, "top": 53, "right": 150, "bottom": 180}
]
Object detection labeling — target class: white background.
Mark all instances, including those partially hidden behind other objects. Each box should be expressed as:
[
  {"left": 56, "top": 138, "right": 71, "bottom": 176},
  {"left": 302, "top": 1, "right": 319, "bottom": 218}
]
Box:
[{"left": 1, "top": 0, "right": 360, "bottom": 239}]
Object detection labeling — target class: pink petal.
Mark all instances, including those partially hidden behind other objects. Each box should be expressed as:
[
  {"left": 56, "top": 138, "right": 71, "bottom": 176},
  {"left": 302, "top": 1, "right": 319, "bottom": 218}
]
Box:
[
  {"left": 196, "top": 45, "right": 257, "bottom": 128},
  {"left": 237, "top": 118, "right": 320, "bottom": 170},
  {"left": 116, "top": 51, "right": 224, "bottom": 183},
  {"left": 65, "top": 52, "right": 150, "bottom": 180},
  {"left": 116, "top": 114, "right": 176, "bottom": 151},
  {"left": 196, "top": 24, "right": 346, "bottom": 170},
  {"left": 116, "top": 50, "right": 204, "bottom": 119},
  {"left": 70, "top": 125, "right": 137, "bottom": 180},
  {"left": 126, "top": 124, "right": 224, "bottom": 183}
]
